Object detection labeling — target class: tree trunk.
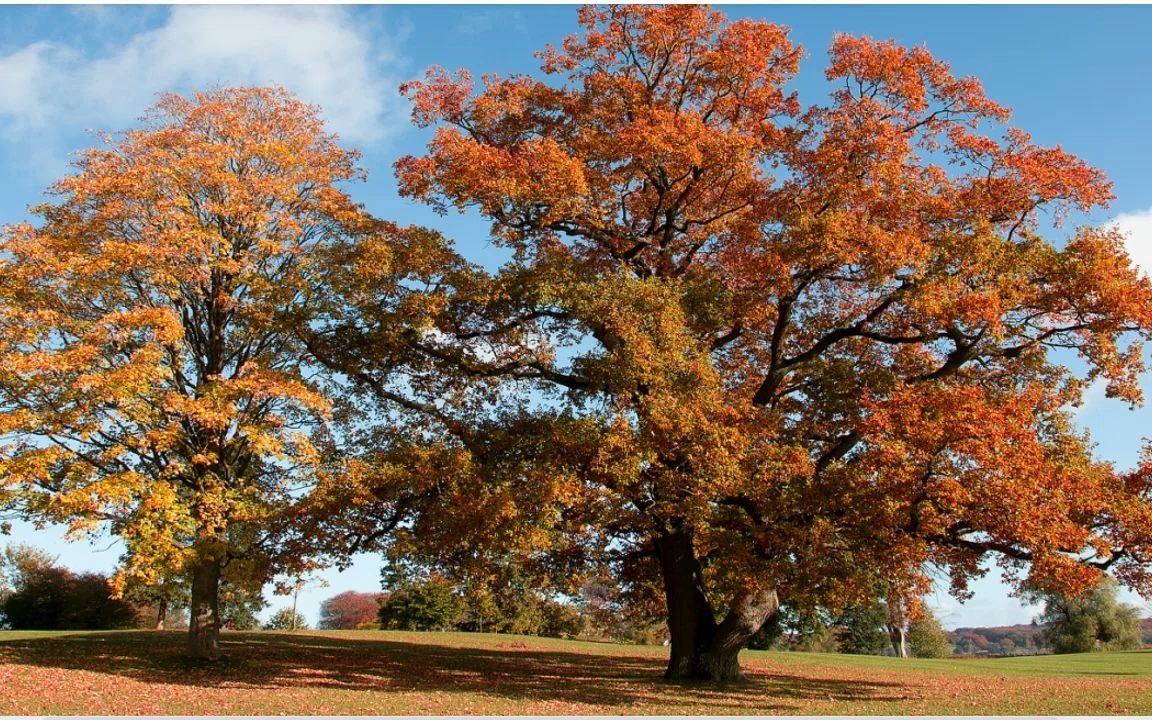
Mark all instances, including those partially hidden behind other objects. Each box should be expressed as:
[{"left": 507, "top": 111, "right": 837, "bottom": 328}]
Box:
[
  {"left": 888, "top": 623, "right": 908, "bottom": 658},
  {"left": 700, "top": 586, "right": 780, "bottom": 679},
  {"left": 886, "top": 595, "right": 908, "bottom": 658},
  {"left": 155, "top": 597, "right": 168, "bottom": 631},
  {"left": 657, "top": 529, "right": 779, "bottom": 682},
  {"left": 186, "top": 556, "right": 223, "bottom": 660}
]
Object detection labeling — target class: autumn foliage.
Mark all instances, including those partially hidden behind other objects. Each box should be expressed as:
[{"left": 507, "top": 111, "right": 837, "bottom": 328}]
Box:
[
  {"left": 3, "top": 5, "right": 1152, "bottom": 684},
  {"left": 318, "top": 590, "right": 384, "bottom": 630},
  {"left": 361, "top": 5, "right": 1152, "bottom": 679},
  {"left": 0, "top": 87, "right": 377, "bottom": 659}
]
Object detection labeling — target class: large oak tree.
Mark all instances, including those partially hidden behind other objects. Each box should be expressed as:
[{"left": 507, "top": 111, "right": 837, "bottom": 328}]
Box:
[
  {"left": 318, "top": 6, "right": 1152, "bottom": 681},
  {"left": 0, "top": 88, "right": 376, "bottom": 659}
]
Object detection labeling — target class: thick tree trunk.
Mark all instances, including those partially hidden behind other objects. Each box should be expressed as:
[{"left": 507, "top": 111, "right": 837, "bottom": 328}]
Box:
[
  {"left": 700, "top": 587, "right": 780, "bottom": 679},
  {"left": 659, "top": 529, "right": 718, "bottom": 680},
  {"left": 657, "top": 529, "right": 779, "bottom": 682},
  {"left": 155, "top": 597, "right": 168, "bottom": 631},
  {"left": 186, "top": 556, "right": 223, "bottom": 660}
]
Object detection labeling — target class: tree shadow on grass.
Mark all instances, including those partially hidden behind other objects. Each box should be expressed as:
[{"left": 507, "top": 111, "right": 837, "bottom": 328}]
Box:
[{"left": 0, "top": 631, "right": 913, "bottom": 712}]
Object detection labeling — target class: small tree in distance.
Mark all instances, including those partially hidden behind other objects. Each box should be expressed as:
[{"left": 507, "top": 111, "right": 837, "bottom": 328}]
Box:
[
  {"left": 319, "top": 590, "right": 384, "bottom": 630},
  {"left": 378, "top": 577, "right": 464, "bottom": 631},
  {"left": 0, "top": 544, "right": 57, "bottom": 602},
  {"left": 264, "top": 608, "right": 310, "bottom": 631},
  {"left": 1028, "top": 577, "right": 1143, "bottom": 654},
  {"left": 907, "top": 611, "right": 952, "bottom": 658},
  {"left": 837, "top": 602, "right": 892, "bottom": 655},
  {"left": 220, "top": 584, "right": 267, "bottom": 631}
]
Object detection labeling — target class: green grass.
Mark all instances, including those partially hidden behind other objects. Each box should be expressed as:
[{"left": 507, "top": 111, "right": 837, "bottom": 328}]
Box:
[
  {"left": 1, "top": 628, "right": 1150, "bottom": 714},
  {"left": 745, "top": 642, "right": 1152, "bottom": 678}
]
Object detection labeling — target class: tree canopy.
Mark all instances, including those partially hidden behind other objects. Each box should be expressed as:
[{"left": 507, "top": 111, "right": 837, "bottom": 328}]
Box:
[
  {"left": 318, "top": 590, "right": 383, "bottom": 630},
  {"left": 316, "top": 5, "right": 1152, "bottom": 680},
  {"left": 0, "top": 87, "right": 377, "bottom": 658}
]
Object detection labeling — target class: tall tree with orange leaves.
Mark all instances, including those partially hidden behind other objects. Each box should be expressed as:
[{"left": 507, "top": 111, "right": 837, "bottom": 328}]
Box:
[
  {"left": 317, "top": 5, "right": 1152, "bottom": 680},
  {"left": 0, "top": 88, "right": 378, "bottom": 659}
]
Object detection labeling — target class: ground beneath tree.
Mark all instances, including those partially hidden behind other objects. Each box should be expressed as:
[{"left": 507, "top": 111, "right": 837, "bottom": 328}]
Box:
[{"left": 2, "top": 630, "right": 1150, "bottom": 714}]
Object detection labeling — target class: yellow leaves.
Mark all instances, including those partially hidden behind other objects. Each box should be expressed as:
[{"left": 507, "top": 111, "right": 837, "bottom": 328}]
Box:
[
  {"left": 0, "top": 408, "right": 39, "bottom": 436},
  {"left": 161, "top": 392, "right": 230, "bottom": 433},
  {"left": 0, "top": 86, "right": 369, "bottom": 592}
]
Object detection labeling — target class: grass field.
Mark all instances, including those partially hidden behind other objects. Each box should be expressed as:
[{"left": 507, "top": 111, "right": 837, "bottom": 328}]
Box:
[{"left": 2, "top": 629, "right": 1151, "bottom": 715}]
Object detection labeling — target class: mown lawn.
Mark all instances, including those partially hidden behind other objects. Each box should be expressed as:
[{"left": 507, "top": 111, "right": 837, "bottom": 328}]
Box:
[{"left": 1, "top": 629, "right": 1150, "bottom": 715}]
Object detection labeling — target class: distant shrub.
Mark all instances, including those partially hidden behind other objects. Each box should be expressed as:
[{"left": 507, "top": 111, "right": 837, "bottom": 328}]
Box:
[
  {"left": 539, "top": 600, "right": 586, "bottom": 639},
  {"left": 1, "top": 566, "right": 136, "bottom": 630},
  {"left": 908, "top": 613, "right": 952, "bottom": 658}
]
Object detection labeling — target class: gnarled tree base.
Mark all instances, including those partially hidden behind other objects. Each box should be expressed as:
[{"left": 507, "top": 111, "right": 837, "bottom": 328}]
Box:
[
  {"left": 665, "top": 648, "right": 745, "bottom": 682},
  {"left": 657, "top": 528, "right": 779, "bottom": 683}
]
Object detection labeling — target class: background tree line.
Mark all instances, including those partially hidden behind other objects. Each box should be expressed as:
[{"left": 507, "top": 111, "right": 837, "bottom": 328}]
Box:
[
  {"left": 0, "top": 542, "right": 266, "bottom": 631},
  {"left": 3, "top": 539, "right": 1143, "bottom": 658}
]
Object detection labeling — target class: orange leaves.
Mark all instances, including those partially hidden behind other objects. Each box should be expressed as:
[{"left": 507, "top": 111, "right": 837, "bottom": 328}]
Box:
[
  {"left": 549, "top": 6, "right": 800, "bottom": 127},
  {"left": 401, "top": 66, "right": 475, "bottom": 128},
  {"left": 0, "top": 86, "right": 378, "bottom": 592},
  {"left": 378, "top": 4, "right": 1152, "bottom": 617},
  {"left": 826, "top": 34, "right": 1009, "bottom": 123},
  {"left": 397, "top": 5, "right": 798, "bottom": 273},
  {"left": 854, "top": 380, "right": 1125, "bottom": 594},
  {"left": 410, "top": 129, "right": 590, "bottom": 226},
  {"left": 996, "top": 128, "right": 1113, "bottom": 219}
]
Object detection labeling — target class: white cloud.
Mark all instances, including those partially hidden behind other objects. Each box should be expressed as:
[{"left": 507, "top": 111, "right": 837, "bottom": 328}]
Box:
[
  {"left": 1108, "top": 207, "right": 1152, "bottom": 277},
  {"left": 0, "top": 6, "right": 406, "bottom": 150},
  {"left": 0, "top": 42, "right": 68, "bottom": 130}
]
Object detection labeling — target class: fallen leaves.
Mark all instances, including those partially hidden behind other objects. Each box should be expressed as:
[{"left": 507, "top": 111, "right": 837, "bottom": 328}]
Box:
[{"left": 2, "top": 630, "right": 1151, "bottom": 715}]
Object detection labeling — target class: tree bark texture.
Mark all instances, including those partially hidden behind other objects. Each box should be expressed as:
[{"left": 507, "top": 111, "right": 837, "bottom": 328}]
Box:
[
  {"left": 657, "top": 529, "right": 779, "bottom": 682},
  {"left": 186, "top": 557, "right": 223, "bottom": 660}
]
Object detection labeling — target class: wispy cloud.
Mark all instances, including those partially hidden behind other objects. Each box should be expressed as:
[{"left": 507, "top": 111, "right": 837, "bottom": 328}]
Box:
[
  {"left": 1108, "top": 206, "right": 1152, "bottom": 277},
  {"left": 0, "top": 42, "right": 64, "bottom": 131},
  {"left": 0, "top": 6, "right": 407, "bottom": 153}
]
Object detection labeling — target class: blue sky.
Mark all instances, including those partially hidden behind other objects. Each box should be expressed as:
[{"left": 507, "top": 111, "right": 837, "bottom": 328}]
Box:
[{"left": 2, "top": 4, "right": 1152, "bottom": 630}]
